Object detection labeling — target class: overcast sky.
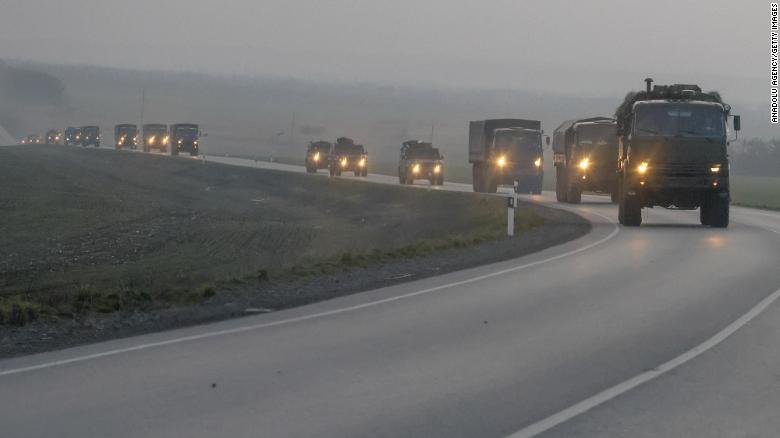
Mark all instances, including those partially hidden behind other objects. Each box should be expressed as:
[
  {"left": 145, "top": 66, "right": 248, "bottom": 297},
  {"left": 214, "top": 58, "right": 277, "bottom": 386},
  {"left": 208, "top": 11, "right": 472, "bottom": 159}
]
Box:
[{"left": 0, "top": 0, "right": 766, "bottom": 100}]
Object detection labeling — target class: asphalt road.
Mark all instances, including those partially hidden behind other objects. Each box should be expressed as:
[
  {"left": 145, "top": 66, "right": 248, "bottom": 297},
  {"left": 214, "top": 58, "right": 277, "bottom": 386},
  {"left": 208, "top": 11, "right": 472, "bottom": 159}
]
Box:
[{"left": 1, "top": 152, "right": 779, "bottom": 437}]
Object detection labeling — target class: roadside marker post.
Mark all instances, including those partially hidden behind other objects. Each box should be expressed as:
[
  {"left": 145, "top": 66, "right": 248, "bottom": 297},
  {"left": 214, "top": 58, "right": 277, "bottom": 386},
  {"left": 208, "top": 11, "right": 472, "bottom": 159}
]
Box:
[{"left": 507, "top": 182, "right": 518, "bottom": 237}]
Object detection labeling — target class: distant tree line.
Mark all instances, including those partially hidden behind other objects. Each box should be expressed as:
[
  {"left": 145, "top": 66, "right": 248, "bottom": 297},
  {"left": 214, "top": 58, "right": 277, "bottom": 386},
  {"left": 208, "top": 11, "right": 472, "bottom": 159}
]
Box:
[
  {"left": 730, "top": 138, "right": 780, "bottom": 176},
  {"left": 0, "top": 59, "right": 66, "bottom": 106}
]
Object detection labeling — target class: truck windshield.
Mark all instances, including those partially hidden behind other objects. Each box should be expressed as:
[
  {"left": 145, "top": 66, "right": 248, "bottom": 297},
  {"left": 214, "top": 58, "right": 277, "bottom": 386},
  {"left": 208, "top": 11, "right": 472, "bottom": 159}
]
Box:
[
  {"left": 83, "top": 127, "right": 98, "bottom": 135},
  {"left": 634, "top": 105, "right": 725, "bottom": 138},
  {"left": 176, "top": 127, "right": 198, "bottom": 139},
  {"left": 408, "top": 149, "right": 441, "bottom": 160},
  {"left": 576, "top": 124, "right": 617, "bottom": 162},
  {"left": 334, "top": 145, "right": 365, "bottom": 154},
  {"left": 494, "top": 131, "right": 540, "bottom": 158}
]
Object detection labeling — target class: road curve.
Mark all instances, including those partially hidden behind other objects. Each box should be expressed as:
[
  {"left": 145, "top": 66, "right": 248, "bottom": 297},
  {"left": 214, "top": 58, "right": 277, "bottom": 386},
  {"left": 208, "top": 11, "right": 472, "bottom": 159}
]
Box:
[{"left": 1, "top": 153, "right": 779, "bottom": 437}]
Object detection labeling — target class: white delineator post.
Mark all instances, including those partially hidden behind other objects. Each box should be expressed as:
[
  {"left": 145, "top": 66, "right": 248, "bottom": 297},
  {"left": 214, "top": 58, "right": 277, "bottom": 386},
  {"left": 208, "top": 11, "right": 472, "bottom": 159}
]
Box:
[{"left": 507, "top": 182, "right": 519, "bottom": 237}]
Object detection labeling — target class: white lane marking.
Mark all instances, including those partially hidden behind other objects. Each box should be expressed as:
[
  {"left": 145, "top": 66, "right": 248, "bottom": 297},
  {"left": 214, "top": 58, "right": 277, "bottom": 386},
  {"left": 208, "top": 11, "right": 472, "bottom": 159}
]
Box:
[
  {"left": 0, "top": 213, "right": 618, "bottom": 378},
  {"left": 508, "top": 218, "right": 780, "bottom": 438},
  {"left": 507, "top": 285, "right": 780, "bottom": 438}
]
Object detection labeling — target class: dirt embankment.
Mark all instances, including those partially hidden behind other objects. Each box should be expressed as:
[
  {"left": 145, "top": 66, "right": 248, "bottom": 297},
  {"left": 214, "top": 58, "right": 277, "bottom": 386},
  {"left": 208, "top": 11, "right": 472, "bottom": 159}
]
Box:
[{"left": 0, "top": 146, "right": 589, "bottom": 357}]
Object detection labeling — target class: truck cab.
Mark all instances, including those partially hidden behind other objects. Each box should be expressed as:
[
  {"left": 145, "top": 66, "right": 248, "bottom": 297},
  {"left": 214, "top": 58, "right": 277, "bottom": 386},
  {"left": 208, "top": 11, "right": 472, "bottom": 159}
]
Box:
[
  {"left": 114, "top": 124, "right": 138, "bottom": 150},
  {"left": 80, "top": 126, "right": 100, "bottom": 147},
  {"left": 170, "top": 123, "right": 199, "bottom": 156},
  {"left": 329, "top": 137, "right": 368, "bottom": 177},
  {"left": 64, "top": 127, "right": 81, "bottom": 146},
  {"left": 616, "top": 79, "right": 740, "bottom": 227},
  {"left": 142, "top": 123, "right": 168, "bottom": 153},
  {"left": 305, "top": 141, "right": 333, "bottom": 173},
  {"left": 469, "top": 119, "right": 546, "bottom": 194},
  {"left": 45, "top": 129, "right": 62, "bottom": 145},
  {"left": 398, "top": 140, "right": 444, "bottom": 185},
  {"left": 553, "top": 117, "right": 618, "bottom": 204}
]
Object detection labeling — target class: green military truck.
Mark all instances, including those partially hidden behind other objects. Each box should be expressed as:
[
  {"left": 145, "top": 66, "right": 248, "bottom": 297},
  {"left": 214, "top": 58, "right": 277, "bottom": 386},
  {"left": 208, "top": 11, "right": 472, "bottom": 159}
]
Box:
[
  {"left": 328, "top": 137, "right": 368, "bottom": 177},
  {"left": 553, "top": 117, "right": 619, "bottom": 204},
  {"left": 398, "top": 140, "right": 444, "bottom": 185},
  {"left": 305, "top": 141, "right": 332, "bottom": 173},
  {"left": 80, "top": 126, "right": 100, "bottom": 147},
  {"left": 469, "top": 119, "right": 546, "bottom": 194},
  {"left": 142, "top": 123, "right": 168, "bottom": 153},
  {"left": 616, "top": 78, "right": 741, "bottom": 227},
  {"left": 170, "top": 123, "right": 199, "bottom": 156},
  {"left": 114, "top": 124, "right": 138, "bottom": 150}
]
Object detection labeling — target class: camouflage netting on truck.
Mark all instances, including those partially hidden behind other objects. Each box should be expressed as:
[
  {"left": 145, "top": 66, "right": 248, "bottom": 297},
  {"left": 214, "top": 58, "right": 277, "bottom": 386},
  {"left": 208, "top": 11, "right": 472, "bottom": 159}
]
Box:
[{"left": 614, "top": 84, "right": 725, "bottom": 135}]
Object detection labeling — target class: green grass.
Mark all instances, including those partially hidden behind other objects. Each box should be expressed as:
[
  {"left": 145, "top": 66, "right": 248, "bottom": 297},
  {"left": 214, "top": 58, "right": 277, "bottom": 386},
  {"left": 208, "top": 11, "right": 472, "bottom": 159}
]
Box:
[{"left": 730, "top": 175, "right": 780, "bottom": 210}]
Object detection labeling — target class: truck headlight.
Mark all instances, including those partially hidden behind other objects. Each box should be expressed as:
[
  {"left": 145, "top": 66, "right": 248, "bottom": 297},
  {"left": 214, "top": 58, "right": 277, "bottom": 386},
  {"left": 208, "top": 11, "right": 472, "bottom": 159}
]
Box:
[
  {"left": 497, "top": 155, "right": 506, "bottom": 168},
  {"left": 534, "top": 157, "right": 542, "bottom": 168},
  {"left": 178, "top": 139, "right": 183, "bottom": 144},
  {"left": 412, "top": 163, "right": 420, "bottom": 173},
  {"left": 358, "top": 157, "right": 366, "bottom": 167},
  {"left": 710, "top": 164, "right": 721, "bottom": 173},
  {"left": 434, "top": 164, "right": 441, "bottom": 174},
  {"left": 313, "top": 152, "right": 320, "bottom": 161},
  {"left": 637, "top": 161, "right": 649, "bottom": 174},
  {"left": 578, "top": 158, "right": 590, "bottom": 170},
  {"left": 341, "top": 157, "right": 348, "bottom": 167},
  {"left": 163, "top": 136, "right": 169, "bottom": 144}
]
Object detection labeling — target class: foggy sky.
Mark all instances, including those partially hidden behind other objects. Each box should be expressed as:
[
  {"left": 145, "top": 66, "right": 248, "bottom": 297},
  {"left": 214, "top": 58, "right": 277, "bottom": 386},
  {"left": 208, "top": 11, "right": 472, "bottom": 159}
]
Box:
[{"left": 0, "top": 0, "right": 766, "bottom": 101}]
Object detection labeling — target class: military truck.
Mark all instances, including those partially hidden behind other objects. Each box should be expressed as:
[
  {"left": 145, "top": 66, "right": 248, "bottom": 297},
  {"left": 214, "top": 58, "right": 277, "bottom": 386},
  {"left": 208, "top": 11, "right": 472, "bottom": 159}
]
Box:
[
  {"left": 45, "top": 129, "right": 62, "bottom": 145},
  {"left": 616, "top": 78, "right": 740, "bottom": 227},
  {"left": 114, "top": 124, "right": 138, "bottom": 150},
  {"left": 398, "top": 140, "right": 444, "bottom": 185},
  {"left": 553, "top": 117, "right": 619, "bottom": 204},
  {"left": 305, "top": 141, "right": 332, "bottom": 173},
  {"left": 80, "top": 126, "right": 100, "bottom": 147},
  {"left": 329, "top": 137, "right": 368, "bottom": 177},
  {"left": 63, "top": 127, "right": 81, "bottom": 146},
  {"left": 469, "top": 119, "right": 547, "bottom": 193},
  {"left": 142, "top": 123, "right": 168, "bottom": 153},
  {"left": 169, "top": 123, "right": 199, "bottom": 156}
]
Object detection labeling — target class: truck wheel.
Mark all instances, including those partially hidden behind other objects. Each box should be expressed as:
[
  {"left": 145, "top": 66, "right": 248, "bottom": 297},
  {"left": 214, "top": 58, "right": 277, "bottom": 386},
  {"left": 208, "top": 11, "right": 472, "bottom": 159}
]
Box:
[
  {"left": 533, "top": 175, "right": 543, "bottom": 194},
  {"left": 486, "top": 170, "right": 498, "bottom": 193},
  {"left": 472, "top": 164, "right": 484, "bottom": 192},
  {"left": 398, "top": 174, "right": 404, "bottom": 184},
  {"left": 171, "top": 147, "right": 179, "bottom": 156},
  {"left": 706, "top": 191, "right": 729, "bottom": 228},
  {"left": 621, "top": 186, "right": 642, "bottom": 226},
  {"left": 556, "top": 167, "right": 567, "bottom": 202},
  {"left": 610, "top": 189, "right": 619, "bottom": 204},
  {"left": 437, "top": 175, "right": 444, "bottom": 186},
  {"left": 566, "top": 184, "right": 582, "bottom": 204}
]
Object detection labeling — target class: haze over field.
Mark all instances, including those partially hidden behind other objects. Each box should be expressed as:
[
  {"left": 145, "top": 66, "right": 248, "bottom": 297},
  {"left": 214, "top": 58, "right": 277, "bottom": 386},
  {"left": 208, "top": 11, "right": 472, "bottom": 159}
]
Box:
[{"left": 0, "top": 0, "right": 773, "bottom": 170}]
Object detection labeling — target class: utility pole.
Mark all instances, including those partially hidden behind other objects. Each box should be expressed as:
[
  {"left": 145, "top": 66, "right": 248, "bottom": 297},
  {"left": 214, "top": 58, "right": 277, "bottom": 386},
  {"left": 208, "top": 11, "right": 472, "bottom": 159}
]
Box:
[
  {"left": 140, "top": 88, "right": 145, "bottom": 144},
  {"left": 290, "top": 112, "right": 296, "bottom": 146}
]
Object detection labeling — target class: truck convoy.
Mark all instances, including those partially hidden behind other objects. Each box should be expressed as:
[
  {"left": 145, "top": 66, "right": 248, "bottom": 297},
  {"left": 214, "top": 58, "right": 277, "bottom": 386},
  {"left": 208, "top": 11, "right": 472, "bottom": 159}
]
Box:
[
  {"left": 169, "top": 123, "right": 199, "bottom": 156},
  {"left": 142, "top": 123, "right": 168, "bottom": 153},
  {"left": 63, "top": 127, "right": 81, "bottom": 146},
  {"left": 553, "top": 117, "right": 619, "bottom": 203},
  {"left": 45, "top": 129, "right": 62, "bottom": 145},
  {"left": 329, "top": 137, "right": 368, "bottom": 177},
  {"left": 80, "top": 126, "right": 100, "bottom": 147},
  {"left": 114, "top": 124, "right": 138, "bottom": 150},
  {"left": 305, "top": 141, "right": 332, "bottom": 173},
  {"left": 398, "top": 140, "right": 444, "bottom": 185},
  {"left": 616, "top": 78, "right": 740, "bottom": 227},
  {"left": 469, "top": 119, "right": 546, "bottom": 194}
]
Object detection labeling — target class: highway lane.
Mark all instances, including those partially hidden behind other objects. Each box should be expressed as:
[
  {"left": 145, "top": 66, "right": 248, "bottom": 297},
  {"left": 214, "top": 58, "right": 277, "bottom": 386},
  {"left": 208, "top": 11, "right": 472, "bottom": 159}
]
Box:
[{"left": 1, "top": 152, "right": 779, "bottom": 437}]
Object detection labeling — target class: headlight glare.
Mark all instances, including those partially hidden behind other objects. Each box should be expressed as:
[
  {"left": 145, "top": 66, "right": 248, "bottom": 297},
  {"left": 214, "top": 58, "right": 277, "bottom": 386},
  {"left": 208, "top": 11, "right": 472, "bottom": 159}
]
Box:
[
  {"left": 578, "top": 158, "right": 590, "bottom": 170},
  {"left": 637, "top": 161, "right": 649, "bottom": 174}
]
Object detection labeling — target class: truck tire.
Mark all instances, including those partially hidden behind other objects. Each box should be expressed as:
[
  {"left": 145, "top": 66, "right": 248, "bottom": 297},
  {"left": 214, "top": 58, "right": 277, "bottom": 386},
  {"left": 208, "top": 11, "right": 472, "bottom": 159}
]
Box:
[
  {"left": 437, "top": 175, "right": 444, "bottom": 186},
  {"left": 555, "top": 167, "right": 567, "bottom": 202},
  {"left": 472, "top": 164, "right": 484, "bottom": 192},
  {"left": 171, "top": 147, "right": 179, "bottom": 156},
  {"left": 699, "top": 199, "right": 711, "bottom": 226},
  {"left": 398, "top": 173, "right": 404, "bottom": 184},
  {"left": 620, "top": 185, "right": 642, "bottom": 226},
  {"left": 533, "top": 175, "right": 543, "bottom": 194},
  {"left": 566, "top": 183, "right": 582, "bottom": 204},
  {"left": 610, "top": 188, "right": 619, "bottom": 204},
  {"left": 705, "top": 191, "right": 729, "bottom": 228},
  {"left": 486, "top": 169, "right": 498, "bottom": 193}
]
